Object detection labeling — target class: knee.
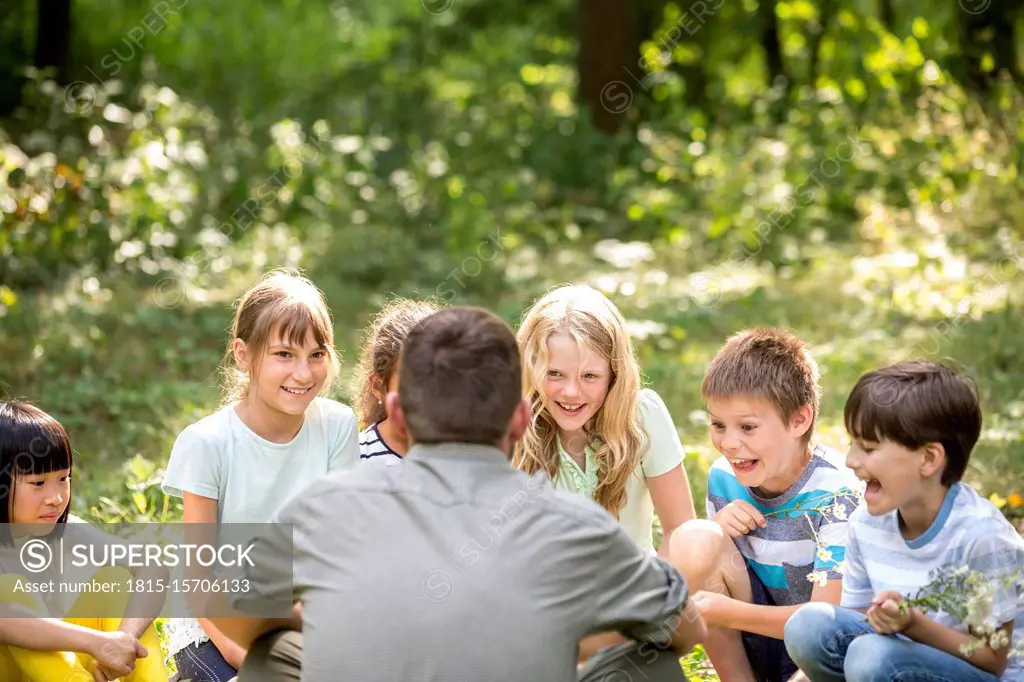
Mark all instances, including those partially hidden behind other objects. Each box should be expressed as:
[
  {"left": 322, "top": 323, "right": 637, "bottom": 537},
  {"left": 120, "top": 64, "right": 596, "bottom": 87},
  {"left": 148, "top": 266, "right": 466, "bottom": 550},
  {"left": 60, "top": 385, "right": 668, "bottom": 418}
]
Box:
[
  {"left": 669, "top": 519, "right": 729, "bottom": 578},
  {"left": 239, "top": 630, "right": 302, "bottom": 681},
  {"left": 0, "top": 574, "right": 48, "bottom": 615},
  {"left": 783, "top": 602, "right": 842, "bottom": 665},
  {"left": 843, "top": 635, "right": 895, "bottom": 682}
]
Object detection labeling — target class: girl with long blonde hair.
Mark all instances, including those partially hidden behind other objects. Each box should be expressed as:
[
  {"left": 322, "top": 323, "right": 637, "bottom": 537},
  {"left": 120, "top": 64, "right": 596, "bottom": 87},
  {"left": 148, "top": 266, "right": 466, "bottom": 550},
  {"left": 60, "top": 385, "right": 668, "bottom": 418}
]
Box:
[{"left": 514, "top": 283, "right": 696, "bottom": 556}]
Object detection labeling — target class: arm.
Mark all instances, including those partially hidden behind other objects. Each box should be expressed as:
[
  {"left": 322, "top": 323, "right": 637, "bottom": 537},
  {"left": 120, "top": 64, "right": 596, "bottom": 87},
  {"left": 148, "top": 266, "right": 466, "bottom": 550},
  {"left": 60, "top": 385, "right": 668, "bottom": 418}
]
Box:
[
  {"left": 648, "top": 465, "right": 697, "bottom": 559},
  {"left": 0, "top": 614, "right": 146, "bottom": 678},
  {"left": 903, "top": 613, "right": 1012, "bottom": 676},
  {"left": 706, "top": 577, "right": 843, "bottom": 639},
  {"left": 183, "top": 491, "right": 250, "bottom": 670}
]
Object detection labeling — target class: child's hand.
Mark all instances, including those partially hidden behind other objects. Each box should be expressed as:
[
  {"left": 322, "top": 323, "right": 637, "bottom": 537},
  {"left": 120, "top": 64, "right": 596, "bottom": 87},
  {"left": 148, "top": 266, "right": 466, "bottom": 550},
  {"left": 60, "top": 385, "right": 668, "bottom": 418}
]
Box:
[
  {"left": 90, "top": 630, "right": 147, "bottom": 679},
  {"left": 867, "top": 591, "right": 915, "bottom": 634},
  {"left": 714, "top": 500, "right": 767, "bottom": 537}
]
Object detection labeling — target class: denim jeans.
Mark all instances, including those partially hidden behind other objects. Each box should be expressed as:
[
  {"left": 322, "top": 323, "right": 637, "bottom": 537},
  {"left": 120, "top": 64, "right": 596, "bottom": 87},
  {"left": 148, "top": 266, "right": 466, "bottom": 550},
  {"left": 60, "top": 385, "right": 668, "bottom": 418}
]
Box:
[
  {"left": 173, "top": 639, "right": 238, "bottom": 682},
  {"left": 783, "top": 602, "right": 1000, "bottom": 682}
]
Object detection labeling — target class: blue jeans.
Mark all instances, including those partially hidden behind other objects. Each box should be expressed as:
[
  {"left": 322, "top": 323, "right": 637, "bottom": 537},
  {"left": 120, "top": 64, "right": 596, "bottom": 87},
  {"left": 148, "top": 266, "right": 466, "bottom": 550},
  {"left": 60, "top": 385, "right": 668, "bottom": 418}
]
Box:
[
  {"left": 173, "top": 639, "right": 238, "bottom": 682},
  {"left": 783, "top": 602, "right": 1000, "bottom": 682}
]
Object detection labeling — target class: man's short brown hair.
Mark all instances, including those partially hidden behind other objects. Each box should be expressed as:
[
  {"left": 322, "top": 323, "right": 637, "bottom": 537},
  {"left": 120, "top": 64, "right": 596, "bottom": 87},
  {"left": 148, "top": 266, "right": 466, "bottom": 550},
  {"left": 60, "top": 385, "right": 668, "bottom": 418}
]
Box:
[
  {"left": 701, "top": 328, "right": 821, "bottom": 441},
  {"left": 398, "top": 307, "right": 522, "bottom": 444}
]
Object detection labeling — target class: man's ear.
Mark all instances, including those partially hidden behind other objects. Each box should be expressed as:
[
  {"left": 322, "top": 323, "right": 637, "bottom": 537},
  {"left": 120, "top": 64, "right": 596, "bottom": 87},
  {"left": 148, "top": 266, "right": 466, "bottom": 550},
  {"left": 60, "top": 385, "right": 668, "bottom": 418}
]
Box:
[
  {"left": 789, "top": 404, "right": 813, "bottom": 440},
  {"left": 385, "top": 392, "right": 409, "bottom": 442},
  {"left": 920, "top": 442, "right": 946, "bottom": 480},
  {"left": 507, "top": 399, "right": 532, "bottom": 445},
  {"left": 232, "top": 338, "right": 250, "bottom": 371}
]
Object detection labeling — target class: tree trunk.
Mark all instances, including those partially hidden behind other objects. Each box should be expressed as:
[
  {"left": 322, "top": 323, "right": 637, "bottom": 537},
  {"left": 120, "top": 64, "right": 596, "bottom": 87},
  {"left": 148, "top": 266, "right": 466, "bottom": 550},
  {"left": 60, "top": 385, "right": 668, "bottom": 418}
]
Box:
[
  {"left": 577, "top": 0, "right": 642, "bottom": 134},
  {"left": 758, "top": 0, "right": 786, "bottom": 92},
  {"left": 34, "top": 0, "right": 72, "bottom": 82},
  {"left": 808, "top": 0, "right": 834, "bottom": 85},
  {"left": 958, "top": 0, "right": 1021, "bottom": 92},
  {"left": 878, "top": 0, "right": 894, "bottom": 32}
]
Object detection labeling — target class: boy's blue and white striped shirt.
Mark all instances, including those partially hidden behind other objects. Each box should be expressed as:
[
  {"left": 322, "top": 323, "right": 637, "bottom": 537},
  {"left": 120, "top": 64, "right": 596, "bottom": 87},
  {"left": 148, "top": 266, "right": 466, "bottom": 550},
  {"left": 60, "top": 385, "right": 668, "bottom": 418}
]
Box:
[
  {"left": 706, "top": 444, "right": 862, "bottom": 607},
  {"left": 842, "top": 482, "right": 1024, "bottom": 680}
]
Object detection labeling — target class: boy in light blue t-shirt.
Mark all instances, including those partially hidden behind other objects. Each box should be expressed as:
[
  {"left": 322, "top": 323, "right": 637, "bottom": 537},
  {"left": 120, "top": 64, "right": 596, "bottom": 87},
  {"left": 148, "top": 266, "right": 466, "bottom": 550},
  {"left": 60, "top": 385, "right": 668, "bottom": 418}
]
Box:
[
  {"left": 785, "top": 361, "right": 1024, "bottom": 682},
  {"left": 670, "top": 328, "right": 862, "bottom": 682}
]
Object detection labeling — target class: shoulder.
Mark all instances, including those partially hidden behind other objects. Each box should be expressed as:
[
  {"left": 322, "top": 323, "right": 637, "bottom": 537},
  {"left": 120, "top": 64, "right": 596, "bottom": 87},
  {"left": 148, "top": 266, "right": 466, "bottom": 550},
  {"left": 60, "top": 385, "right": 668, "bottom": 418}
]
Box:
[
  {"left": 171, "top": 405, "right": 235, "bottom": 451},
  {"left": 635, "top": 388, "right": 685, "bottom": 474},
  {"left": 636, "top": 388, "right": 671, "bottom": 425},
  {"left": 308, "top": 397, "right": 357, "bottom": 428},
  {"left": 803, "top": 444, "right": 863, "bottom": 494},
  {"left": 947, "top": 484, "right": 1024, "bottom": 551}
]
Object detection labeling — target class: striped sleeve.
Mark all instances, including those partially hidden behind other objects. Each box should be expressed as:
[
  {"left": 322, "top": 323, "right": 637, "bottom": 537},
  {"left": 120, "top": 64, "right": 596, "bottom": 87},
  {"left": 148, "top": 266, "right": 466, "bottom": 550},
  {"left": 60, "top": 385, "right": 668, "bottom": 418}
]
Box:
[
  {"left": 963, "top": 527, "right": 1024, "bottom": 627},
  {"left": 839, "top": 519, "right": 873, "bottom": 608}
]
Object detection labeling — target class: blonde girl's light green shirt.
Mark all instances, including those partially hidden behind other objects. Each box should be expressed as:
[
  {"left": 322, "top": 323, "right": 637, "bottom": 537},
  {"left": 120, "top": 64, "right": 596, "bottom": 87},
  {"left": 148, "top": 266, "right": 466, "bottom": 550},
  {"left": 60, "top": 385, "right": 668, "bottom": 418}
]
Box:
[{"left": 554, "top": 388, "right": 686, "bottom": 553}]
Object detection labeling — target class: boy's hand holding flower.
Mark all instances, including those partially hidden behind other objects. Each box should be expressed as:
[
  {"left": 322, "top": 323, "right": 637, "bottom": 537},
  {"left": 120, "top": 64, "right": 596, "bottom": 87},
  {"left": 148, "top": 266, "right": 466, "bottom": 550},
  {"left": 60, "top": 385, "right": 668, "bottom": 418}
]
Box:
[{"left": 867, "top": 590, "right": 916, "bottom": 633}]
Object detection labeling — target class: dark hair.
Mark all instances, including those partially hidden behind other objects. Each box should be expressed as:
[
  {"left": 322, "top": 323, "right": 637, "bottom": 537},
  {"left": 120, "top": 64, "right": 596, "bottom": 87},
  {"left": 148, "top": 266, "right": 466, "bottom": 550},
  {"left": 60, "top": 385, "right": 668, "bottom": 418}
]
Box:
[
  {"left": 701, "top": 328, "right": 821, "bottom": 443},
  {"left": 0, "top": 402, "right": 74, "bottom": 545},
  {"left": 844, "top": 361, "right": 982, "bottom": 486},
  {"left": 398, "top": 307, "right": 521, "bottom": 444},
  {"left": 352, "top": 298, "right": 443, "bottom": 429}
]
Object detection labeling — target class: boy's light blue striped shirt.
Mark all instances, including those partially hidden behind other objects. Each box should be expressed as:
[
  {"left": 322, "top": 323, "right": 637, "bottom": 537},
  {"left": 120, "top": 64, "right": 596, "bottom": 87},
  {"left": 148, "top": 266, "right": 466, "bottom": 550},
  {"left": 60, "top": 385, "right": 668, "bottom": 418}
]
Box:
[
  {"left": 706, "top": 445, "right": 863, "bottom": 607},
  {"left": 842, "top": 482, "right": 1024, "bottom": 680}
]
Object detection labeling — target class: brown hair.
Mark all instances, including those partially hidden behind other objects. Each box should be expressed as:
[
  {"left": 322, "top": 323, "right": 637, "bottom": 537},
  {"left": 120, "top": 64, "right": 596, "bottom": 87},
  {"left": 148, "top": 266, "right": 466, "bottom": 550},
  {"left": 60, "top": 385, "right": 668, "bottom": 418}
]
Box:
[
  {"left": 844, "top": 361, "right": 981, "bottom": 486},
  {"left": 221, "top": 268, "right": 338, "bottom": 404},
  {"left": 701, "top": 328, "right": 821, "bottom": 443},
  {"left": 352, "top": 297, "right": 443, "bottom": 429},
  {"left": 398, "top": 307, "right": 521, "bottom": 444}
]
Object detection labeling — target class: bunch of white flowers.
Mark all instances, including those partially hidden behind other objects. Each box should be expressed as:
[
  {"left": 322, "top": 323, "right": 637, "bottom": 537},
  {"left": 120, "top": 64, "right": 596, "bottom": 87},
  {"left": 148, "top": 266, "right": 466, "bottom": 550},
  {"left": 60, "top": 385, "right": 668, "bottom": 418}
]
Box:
[{"left": 900, "top": 565, "right": 1023, "bottom": 659}]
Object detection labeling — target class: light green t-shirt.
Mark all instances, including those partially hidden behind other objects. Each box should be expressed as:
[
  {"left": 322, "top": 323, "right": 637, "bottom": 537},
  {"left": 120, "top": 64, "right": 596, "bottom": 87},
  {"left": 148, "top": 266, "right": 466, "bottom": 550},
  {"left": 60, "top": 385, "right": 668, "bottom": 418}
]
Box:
[
  {"left": 553, "top": 388, "right": 686, "bottom": 552},
  {"left": 160, "top": 396, "right": 360, "bottom": 656}
]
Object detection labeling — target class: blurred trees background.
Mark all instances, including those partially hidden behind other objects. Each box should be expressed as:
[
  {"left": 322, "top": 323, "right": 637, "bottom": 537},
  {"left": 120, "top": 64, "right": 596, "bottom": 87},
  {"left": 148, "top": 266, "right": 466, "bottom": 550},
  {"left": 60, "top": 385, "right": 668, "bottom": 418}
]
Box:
[{"left": 1, "top": 0, "right": 1023, "bottom": 521}]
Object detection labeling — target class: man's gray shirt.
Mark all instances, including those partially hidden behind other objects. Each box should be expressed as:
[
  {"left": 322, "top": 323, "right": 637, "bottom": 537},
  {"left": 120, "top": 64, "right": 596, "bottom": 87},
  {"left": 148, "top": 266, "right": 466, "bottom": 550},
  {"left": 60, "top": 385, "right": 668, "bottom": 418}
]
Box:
[{"left": 231, "top": 442, "right": 689, "bottom": 682}]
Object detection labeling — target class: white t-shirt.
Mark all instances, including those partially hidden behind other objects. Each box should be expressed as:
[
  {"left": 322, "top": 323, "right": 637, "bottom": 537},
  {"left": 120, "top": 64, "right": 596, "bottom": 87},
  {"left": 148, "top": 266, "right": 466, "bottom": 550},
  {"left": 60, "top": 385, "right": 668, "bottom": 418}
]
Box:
[
  {"left": 552, "top": 388, "right": 686, "bottom": 552},
  {"left": 160, "top": 396, "right": 360, "bottom": 657}
]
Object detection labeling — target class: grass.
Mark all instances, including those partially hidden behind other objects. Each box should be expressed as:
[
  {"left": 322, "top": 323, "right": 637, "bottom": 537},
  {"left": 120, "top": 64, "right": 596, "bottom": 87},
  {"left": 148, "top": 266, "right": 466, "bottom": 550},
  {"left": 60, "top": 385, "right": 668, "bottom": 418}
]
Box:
[{"left": 1, "top": 230, "right": 1022, "bottom": 678}]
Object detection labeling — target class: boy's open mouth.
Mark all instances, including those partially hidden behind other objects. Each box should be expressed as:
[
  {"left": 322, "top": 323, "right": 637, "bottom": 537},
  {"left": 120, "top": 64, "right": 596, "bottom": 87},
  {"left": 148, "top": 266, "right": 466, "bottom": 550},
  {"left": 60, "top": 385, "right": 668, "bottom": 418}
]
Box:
[
  {"left": 729, "top": 458, "right": 759, "bottom": 474},
  {"left": 864, "top": 478, "right": 883, "bottom": 500}
]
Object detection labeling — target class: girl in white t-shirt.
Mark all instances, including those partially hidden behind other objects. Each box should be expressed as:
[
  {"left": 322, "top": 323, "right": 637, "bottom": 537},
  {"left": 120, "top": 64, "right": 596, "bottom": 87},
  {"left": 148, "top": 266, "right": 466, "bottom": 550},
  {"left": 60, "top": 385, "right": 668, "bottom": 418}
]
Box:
[
  {"left": 161, "top": 268, "right": 360, "bottom": 680},
  {"left": 513, "top": 283, "right": 697, "bottom": 555},
  {"left": 352, "top": 297, "right": 441, "bottom": 465}
]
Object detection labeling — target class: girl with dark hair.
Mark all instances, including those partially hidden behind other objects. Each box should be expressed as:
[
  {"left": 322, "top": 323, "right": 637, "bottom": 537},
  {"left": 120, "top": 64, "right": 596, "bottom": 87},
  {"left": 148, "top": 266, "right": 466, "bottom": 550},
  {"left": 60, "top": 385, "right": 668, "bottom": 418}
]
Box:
[{"left": 0, "top": 401, "right": 168, "bottom": 681}]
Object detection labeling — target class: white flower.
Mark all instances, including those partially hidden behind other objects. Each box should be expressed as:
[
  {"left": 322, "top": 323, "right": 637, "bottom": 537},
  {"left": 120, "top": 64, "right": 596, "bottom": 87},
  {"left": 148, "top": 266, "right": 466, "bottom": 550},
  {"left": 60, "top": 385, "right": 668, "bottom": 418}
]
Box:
[
  {"left": 831, "top": 502, "right": 848, "bottom": 521},
  {"left": 989, "top": 629, "right": 1010, "bottom": 651},
  {"left": 817, "top": 547, "right": 834, "bottom": 564},
  {"left": 807, "top": 570, "right": 828, "bottom": 588}
]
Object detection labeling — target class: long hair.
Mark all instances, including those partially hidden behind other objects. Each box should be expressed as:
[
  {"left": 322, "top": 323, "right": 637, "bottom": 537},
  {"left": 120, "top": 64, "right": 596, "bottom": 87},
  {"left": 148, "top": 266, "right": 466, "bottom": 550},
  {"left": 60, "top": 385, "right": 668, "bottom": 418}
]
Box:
[
  {"left": 351, "top": 297, "right": 443, "bottom": 430},
  {"left": 220, "top": 267, "right": 338, "bottom": 405},
  {"left": 0, "top": 401, "right": 74, "bottom": 545},
  {"left": 513, "top": 284, "right": 646, "bottom": 518}
]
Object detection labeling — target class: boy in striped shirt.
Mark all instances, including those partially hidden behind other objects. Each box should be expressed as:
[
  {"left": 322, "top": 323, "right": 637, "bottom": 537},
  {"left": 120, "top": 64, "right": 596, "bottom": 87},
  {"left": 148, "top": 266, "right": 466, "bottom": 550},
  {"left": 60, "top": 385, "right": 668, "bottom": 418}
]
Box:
[
  {"left": 670, "top": 329, "right": 862, "bottom": 682},
  {"left": 785, "top": 361, "right": 1024, "bottom": 681}
]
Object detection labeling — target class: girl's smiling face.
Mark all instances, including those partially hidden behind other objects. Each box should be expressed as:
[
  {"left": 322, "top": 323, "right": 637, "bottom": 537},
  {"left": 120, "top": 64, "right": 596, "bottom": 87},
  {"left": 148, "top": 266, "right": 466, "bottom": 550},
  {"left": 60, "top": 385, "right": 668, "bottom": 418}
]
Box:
[
  {"left": 11, "top": 468, "right": 71, "bottom": 533},
  {"left": 541, "top": 332, "right": 612, "bottom": 438}
]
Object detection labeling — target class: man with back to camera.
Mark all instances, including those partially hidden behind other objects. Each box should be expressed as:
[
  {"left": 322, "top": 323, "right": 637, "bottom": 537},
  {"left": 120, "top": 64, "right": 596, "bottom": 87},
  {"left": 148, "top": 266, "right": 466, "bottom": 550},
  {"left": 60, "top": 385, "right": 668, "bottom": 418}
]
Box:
[{"left": 211, "top": 306, "right": 706, "bottom": 681}]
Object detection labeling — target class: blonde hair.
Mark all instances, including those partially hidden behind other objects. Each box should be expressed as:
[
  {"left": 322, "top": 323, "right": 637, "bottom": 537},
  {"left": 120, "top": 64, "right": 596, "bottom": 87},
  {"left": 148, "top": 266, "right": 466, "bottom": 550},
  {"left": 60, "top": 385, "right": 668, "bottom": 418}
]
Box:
[
  {"left": 513, "top": 284, "right": 646, "bottom": 517},
  {"left": 351, "top": 297, "right": 443, "bottom": 430},
  {"left": 221, "top": 268, "right": 338, "bottom": 404}
]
